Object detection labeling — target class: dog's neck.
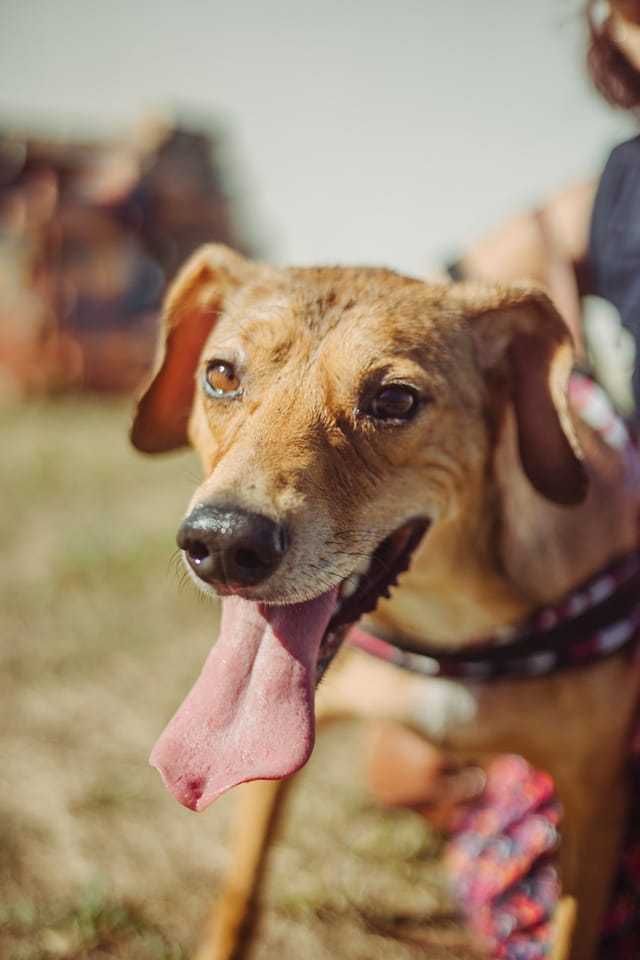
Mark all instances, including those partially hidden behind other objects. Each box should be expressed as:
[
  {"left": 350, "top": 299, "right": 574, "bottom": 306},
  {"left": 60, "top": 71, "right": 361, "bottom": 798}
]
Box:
[
  {"left": 366, "top": 492, "right": 532, "bottom": 649},
  {"left": 366, "top": 409, "right": 638, "bottom": 650}
]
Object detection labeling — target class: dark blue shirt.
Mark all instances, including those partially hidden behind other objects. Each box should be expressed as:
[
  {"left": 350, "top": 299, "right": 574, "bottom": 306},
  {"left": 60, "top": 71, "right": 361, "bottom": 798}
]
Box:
[{"left": 589, "top": 135, "right": 640, "bottom": 409}]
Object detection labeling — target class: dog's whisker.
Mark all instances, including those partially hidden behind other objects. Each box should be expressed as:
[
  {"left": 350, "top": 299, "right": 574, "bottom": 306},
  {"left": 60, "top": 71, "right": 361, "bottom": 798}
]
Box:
[{"left": 175, "top": 570, "right": 195, "bottom": 595}]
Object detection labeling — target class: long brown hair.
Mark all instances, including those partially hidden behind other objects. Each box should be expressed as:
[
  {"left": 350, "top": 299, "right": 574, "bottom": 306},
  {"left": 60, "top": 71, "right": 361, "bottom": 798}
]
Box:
[{"left": 586, "top": 0, "right": 640, "bottom": 108}]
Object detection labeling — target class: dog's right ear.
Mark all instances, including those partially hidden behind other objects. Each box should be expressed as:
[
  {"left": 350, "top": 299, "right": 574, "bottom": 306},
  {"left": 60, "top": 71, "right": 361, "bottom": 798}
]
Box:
[{"left": 131, "top": 244, "right": 254, "bottom": 454}]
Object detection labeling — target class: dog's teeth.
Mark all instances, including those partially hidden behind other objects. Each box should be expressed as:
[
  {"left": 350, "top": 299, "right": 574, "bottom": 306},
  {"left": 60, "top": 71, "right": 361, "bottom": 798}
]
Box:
[
  {"left": 340, "top": 574, "right": 362, "bottom": 599},
  {"left": 353, "top": 556, "right": 372, "bottom": 576}
]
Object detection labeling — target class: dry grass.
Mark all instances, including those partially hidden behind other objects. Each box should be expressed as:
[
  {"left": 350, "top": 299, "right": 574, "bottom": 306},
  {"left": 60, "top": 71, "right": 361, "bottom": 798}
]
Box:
[{"left": 0, "top": 398, "right": 474, "bottom": 959}]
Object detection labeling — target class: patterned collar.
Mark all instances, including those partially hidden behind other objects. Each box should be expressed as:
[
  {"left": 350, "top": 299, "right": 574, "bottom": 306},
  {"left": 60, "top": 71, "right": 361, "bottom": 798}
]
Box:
[{"left": 348, "top": 550, "right": 640, "bottom": 682}]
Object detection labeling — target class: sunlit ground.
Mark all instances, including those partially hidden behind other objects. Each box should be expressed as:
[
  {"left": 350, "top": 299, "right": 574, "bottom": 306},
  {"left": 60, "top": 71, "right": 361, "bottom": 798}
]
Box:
[{"left": 0, "top": 399, "right": 474, "bottom": 959}]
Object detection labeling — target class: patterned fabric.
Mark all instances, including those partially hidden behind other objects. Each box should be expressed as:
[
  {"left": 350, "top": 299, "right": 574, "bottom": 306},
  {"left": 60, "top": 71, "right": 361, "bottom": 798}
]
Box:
[
  {"left": 446, "top": 756, "right": 561, "bottom": 960},
  {"left": 568, "top": 371, "right": 631, "bottom": 451},
  {"left": 445, "top": 745, "right": 640, "bottom": 960}
]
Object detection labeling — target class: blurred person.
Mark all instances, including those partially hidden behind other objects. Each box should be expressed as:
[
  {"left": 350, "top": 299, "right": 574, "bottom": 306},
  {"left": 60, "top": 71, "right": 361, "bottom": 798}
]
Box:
[
  {"left": 369, "top": 0, "right": 640, "bottom": 844},
  {"left": 447, "top": 0, "right": 640, "bottom": 415}
]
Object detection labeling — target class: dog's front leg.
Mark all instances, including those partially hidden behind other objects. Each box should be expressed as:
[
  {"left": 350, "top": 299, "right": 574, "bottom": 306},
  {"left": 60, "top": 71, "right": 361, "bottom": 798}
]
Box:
[
  {"left": 193, "top": 778, "right": 285, "bottom": 960},
  {"left": 315, "top": 647, "right": 428, "bottom": 722},
  {"left": 554, "top": 768, "right": 629, "bottom": 960}
]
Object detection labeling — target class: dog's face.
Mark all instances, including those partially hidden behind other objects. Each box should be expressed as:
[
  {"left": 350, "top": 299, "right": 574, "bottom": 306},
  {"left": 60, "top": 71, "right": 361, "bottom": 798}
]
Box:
[
  {"left": 180, "top": 268, "right": 488, "bottom": 599},
  {"left": 132, "top": 244, "right": 585, "bottom": 810}
]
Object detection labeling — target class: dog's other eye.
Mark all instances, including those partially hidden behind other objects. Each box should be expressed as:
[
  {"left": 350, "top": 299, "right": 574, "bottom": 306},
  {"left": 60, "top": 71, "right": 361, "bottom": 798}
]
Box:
[
  {"left": 368, "top": 385, "right": 419, "bottom": 421},
  {"left": 203, "top": 360, "right": 242, "bottom": 398}
]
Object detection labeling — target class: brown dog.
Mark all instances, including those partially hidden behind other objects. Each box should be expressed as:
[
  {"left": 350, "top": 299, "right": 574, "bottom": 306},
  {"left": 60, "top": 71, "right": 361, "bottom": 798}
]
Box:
[{"left": 131, "top": 244, "right": 640, "bottom": 960}]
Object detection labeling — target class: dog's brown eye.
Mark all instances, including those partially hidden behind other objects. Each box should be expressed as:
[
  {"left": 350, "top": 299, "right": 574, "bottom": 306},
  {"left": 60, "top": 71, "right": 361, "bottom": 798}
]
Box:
[
  {"left": 369, "top": 385, "right": 418, "bottom": 421},
  {"left": 203, "top": 361, "right": 242, "bottom": 398}
]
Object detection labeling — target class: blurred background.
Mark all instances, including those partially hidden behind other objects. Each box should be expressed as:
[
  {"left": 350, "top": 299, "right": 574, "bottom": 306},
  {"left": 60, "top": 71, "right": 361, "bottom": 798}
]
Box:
[{"left": 0, "top": 1, "right": 633, "bottom": 958}]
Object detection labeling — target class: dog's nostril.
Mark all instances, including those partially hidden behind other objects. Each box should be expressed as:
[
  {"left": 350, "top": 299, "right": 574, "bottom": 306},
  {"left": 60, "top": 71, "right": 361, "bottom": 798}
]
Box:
[
  {"left": 187, "top": 540, "right": 210, "bottom": 562},
  {"left": 234, "top": 547, "right": 265, "bottom": 571},
  {"left": 275, "top": 525, "right": 288, "bottom": 556}
]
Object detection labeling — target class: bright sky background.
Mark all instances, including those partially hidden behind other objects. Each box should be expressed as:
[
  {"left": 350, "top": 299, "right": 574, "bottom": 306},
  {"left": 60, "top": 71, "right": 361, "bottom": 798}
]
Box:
[{"left": 1, "top": 0, "right": 635, "bottom": 275}]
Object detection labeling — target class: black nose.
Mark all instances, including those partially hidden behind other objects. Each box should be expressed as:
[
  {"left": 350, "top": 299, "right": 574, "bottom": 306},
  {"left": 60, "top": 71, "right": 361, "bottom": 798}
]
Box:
[{"left": 177, "top": 505, "right": 288, "bottom": 588}]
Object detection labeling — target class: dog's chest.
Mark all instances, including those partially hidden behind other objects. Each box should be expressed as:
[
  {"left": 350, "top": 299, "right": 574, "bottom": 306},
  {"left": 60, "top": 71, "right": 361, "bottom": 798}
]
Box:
[{"left": 411, "top": 656, "right": 640, "bottom": 783}]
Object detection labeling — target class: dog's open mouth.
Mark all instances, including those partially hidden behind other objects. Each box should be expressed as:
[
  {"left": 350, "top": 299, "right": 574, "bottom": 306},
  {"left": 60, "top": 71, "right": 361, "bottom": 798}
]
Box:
[
  {"left": 150, "top": 517, "right": 428, "bottom": 811},
  {"left": 317, "top": 516, "right": 429, "bottom": 680}
]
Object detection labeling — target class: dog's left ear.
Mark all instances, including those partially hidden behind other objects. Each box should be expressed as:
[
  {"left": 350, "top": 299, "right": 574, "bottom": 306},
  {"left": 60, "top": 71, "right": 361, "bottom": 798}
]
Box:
[
  {"left": 456, "top": 281, "right": 588, "bottom": 506},
  {"left": 131, "top": 244, "right": 256, "bottom": 453}
]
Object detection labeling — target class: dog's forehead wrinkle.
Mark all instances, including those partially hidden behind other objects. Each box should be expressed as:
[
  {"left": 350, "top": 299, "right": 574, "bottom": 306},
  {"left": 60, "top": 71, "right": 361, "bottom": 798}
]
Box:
[
  {"left": 279, "top": 266, "right": 421, "bottom": 337},
  {"left": 213, "top": 272, "right": 466, "bottom": 378}
]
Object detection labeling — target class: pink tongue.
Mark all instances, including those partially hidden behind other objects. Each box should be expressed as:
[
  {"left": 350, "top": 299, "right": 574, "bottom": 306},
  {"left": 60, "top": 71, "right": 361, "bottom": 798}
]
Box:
[{"left": 150, "top": 588, "right": 339, "bottom": 811}]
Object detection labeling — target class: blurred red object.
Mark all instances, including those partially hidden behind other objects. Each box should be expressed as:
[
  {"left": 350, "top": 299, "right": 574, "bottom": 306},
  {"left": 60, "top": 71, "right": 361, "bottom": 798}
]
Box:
[{"left": 0, "top": 117, "right": 255, "bottom": 397}]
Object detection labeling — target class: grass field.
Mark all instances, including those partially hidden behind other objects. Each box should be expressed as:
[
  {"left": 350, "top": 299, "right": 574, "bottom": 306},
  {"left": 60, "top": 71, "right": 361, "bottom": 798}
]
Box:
[{"left": 0, "top": 398, "right": 475, "bottom": 959}]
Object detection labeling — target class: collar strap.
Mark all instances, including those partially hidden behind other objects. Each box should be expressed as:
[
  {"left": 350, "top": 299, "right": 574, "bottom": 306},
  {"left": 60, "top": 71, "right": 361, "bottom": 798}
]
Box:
[{"left": 348, "top": 550, "right": 640, "bottom": 681}]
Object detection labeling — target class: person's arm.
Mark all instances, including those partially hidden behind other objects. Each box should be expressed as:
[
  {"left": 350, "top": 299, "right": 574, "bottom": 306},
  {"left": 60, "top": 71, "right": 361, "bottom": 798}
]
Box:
[{"left": 452, "top": 180, "right": 597, "bottom": 358}]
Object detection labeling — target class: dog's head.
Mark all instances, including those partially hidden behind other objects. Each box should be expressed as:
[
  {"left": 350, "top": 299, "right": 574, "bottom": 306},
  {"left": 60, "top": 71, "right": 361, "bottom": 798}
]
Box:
[{"left": 132, "top": 244, "right": 585, "bottom": 810}]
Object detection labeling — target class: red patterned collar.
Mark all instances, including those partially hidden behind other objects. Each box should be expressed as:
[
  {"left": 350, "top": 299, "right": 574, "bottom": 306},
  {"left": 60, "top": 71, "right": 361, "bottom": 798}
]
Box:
[{"left": 348, "top": 550, "right": 640, "bottom": 682}]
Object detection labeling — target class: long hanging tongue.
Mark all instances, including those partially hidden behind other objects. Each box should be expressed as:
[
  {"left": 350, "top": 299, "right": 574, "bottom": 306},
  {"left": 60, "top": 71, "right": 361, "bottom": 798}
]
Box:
[{"left": 150, "top": 588, "right": 339, "bottom": 811}]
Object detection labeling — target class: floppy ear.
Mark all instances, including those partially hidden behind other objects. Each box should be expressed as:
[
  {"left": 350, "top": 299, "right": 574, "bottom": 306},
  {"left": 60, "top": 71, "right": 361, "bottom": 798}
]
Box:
[
  {"left": 456, "top": 281, "right": 588, "bottom": 506},
  {"left": 130, "top": 244, "right": 254, "bottom": 453}
]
